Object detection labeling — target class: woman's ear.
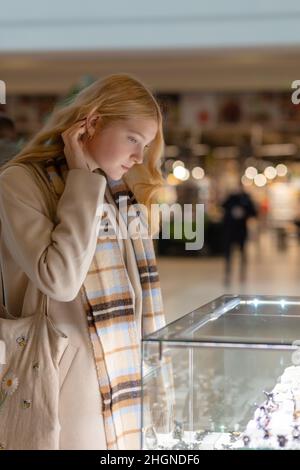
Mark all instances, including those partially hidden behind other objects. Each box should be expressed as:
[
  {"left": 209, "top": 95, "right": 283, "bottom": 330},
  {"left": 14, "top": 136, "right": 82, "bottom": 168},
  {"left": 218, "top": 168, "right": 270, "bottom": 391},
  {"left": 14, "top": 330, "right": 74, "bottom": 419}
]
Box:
[{"left": 86, "top": 113, "right": 101, "bottom": 138}]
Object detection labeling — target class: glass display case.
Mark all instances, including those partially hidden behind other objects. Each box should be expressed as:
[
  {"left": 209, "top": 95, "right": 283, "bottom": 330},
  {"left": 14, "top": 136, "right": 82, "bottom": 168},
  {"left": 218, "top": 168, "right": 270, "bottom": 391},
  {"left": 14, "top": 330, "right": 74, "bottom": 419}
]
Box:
[{"left": 142, "top": 295, "right": 300, "bottom": 450}]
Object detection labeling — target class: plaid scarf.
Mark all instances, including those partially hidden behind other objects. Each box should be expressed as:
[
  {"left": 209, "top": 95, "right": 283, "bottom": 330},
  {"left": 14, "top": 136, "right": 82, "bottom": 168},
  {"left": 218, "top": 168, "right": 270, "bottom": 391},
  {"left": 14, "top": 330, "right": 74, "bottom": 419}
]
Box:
[{"left": 43, "top": 156, "right": 166, "bottom": 449}]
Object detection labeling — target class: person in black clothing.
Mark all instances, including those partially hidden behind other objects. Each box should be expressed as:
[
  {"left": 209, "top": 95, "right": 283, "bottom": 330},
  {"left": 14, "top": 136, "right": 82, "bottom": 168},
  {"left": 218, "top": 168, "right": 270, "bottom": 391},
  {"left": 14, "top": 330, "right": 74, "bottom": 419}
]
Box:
[{"left": 222, "top": 185, "right": 257, "bottom": 285}]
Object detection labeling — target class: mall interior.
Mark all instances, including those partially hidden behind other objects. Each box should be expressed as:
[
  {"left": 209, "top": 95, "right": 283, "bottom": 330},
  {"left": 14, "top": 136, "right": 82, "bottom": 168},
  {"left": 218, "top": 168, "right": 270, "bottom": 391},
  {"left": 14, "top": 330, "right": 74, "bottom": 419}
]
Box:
[
  {"left": 2, "top": 3, "right": 300, "bottom": 324},
  {"left": 3, "top": 1, "right": 300, "bottom": 452}
]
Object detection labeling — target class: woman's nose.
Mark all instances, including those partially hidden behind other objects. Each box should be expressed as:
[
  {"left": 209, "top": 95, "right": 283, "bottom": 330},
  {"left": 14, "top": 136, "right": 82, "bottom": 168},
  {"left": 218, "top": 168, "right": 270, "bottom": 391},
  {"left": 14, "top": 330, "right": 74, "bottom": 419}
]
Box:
[{"left": 133, "top": 150, "right": 143, "bottom": 164}]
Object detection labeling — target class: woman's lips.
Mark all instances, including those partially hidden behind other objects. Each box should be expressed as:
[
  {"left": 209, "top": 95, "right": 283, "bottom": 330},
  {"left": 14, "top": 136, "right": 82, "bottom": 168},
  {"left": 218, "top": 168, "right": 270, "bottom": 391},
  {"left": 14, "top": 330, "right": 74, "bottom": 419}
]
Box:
[{"left": 122, "top": 165, "right": 130, "bottom": 170}]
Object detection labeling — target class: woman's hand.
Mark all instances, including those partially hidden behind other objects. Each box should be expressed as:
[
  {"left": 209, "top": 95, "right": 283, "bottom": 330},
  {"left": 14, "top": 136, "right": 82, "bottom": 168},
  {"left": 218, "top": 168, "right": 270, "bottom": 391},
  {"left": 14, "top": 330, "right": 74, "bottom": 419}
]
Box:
[{"left": 61, "top": 119, "right": 98, "bottom": 172}]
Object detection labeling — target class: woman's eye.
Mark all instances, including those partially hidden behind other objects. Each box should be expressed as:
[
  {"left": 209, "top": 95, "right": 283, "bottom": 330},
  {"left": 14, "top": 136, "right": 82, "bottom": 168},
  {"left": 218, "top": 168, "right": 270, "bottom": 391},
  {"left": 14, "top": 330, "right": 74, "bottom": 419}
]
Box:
[{"left": 128, "top": 136, "right": 150, "bottom": 150}]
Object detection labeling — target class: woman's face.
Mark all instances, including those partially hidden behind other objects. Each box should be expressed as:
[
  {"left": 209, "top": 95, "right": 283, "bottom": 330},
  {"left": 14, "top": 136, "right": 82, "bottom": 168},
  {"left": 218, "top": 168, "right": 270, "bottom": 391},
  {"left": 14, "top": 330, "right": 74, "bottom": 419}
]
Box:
[{"left": 85, "top": 117, "right": 158, "bottom": 180}]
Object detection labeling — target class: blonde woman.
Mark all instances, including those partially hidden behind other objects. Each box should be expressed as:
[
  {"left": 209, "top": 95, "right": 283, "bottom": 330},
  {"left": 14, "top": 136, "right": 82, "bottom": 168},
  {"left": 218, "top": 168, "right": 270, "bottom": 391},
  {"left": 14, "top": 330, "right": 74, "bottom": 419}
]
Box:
[{"left": 0, "top": 74, "right": 167, "bottom": 450}]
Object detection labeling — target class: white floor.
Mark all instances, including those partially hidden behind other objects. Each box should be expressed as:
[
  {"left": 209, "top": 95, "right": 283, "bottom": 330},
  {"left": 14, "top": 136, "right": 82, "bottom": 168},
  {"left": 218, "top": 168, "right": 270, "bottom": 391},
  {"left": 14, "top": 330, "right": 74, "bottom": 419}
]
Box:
[{"left": 157, "top": 231, "right": 300, "bottom": 324}]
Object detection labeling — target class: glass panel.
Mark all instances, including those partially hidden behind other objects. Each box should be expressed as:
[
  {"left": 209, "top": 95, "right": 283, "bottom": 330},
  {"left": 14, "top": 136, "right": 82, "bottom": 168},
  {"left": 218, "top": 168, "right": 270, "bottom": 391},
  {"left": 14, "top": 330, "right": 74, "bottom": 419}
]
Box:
[
  {"left": 145, "top": 295, "right": 300, "bottom": 346},
  {"left": 142, "top": 342, "right": 299, "bottom": 450}
]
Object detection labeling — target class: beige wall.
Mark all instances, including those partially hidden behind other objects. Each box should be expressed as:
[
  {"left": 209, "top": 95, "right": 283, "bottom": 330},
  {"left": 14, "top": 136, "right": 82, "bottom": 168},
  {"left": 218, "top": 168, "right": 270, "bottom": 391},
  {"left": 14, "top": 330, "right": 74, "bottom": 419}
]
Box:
[{"left": 1, "top": 47, "right": 300, "bottom": 94}]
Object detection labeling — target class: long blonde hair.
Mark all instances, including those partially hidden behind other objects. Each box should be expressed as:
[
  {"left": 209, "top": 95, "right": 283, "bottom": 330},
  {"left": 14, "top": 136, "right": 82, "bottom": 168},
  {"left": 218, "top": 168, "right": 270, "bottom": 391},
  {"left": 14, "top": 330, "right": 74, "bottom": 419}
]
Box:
[{"left": 1, "top": 73, "right": 165, "bottom": 233}]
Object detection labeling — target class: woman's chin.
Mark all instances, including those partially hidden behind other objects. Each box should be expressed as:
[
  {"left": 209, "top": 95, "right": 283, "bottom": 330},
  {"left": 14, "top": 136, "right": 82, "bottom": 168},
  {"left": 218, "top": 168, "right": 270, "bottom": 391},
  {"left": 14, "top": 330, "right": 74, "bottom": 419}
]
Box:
[{"left": 109, "top": 169, "right": 126, "bottom": 181}]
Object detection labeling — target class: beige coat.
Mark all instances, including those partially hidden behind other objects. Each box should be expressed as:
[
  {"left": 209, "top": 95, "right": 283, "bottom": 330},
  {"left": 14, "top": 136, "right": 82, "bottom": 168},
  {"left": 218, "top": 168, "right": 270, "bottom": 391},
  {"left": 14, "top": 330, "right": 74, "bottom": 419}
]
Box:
[{"left": 0, "top": 164, "right": 143, "bottom": 450}]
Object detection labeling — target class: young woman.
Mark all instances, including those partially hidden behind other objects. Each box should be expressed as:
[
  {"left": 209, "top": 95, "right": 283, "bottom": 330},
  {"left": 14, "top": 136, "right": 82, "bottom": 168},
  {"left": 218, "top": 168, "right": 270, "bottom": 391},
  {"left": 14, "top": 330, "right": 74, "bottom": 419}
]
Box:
[{"left": 0, "top": 74, "right": 167, "bottom": 450}]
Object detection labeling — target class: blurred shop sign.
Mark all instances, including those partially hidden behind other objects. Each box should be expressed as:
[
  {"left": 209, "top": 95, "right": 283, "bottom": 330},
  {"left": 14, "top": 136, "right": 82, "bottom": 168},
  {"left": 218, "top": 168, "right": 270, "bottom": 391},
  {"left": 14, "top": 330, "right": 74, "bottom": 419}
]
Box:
[{"left": 268, "top": 182, "right": 298, "bottom": 224}]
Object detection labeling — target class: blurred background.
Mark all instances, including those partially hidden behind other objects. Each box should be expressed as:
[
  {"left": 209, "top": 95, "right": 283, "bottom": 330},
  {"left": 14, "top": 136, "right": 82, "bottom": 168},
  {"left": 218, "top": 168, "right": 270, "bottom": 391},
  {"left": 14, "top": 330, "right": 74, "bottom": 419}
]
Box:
[{"left": 1, "top": 0, "right": 300, "bottom": 323}]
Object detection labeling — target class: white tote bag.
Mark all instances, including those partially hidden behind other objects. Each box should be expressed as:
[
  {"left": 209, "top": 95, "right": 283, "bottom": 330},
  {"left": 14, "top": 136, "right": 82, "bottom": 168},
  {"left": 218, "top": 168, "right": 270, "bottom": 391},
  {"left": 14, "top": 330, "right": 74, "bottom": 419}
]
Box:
[
  {"left": 0, "top": 162, "right": 69, "bottom": 449},
  {"left": 0, "top": 292, "right": 69, "bottom": 450}
]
